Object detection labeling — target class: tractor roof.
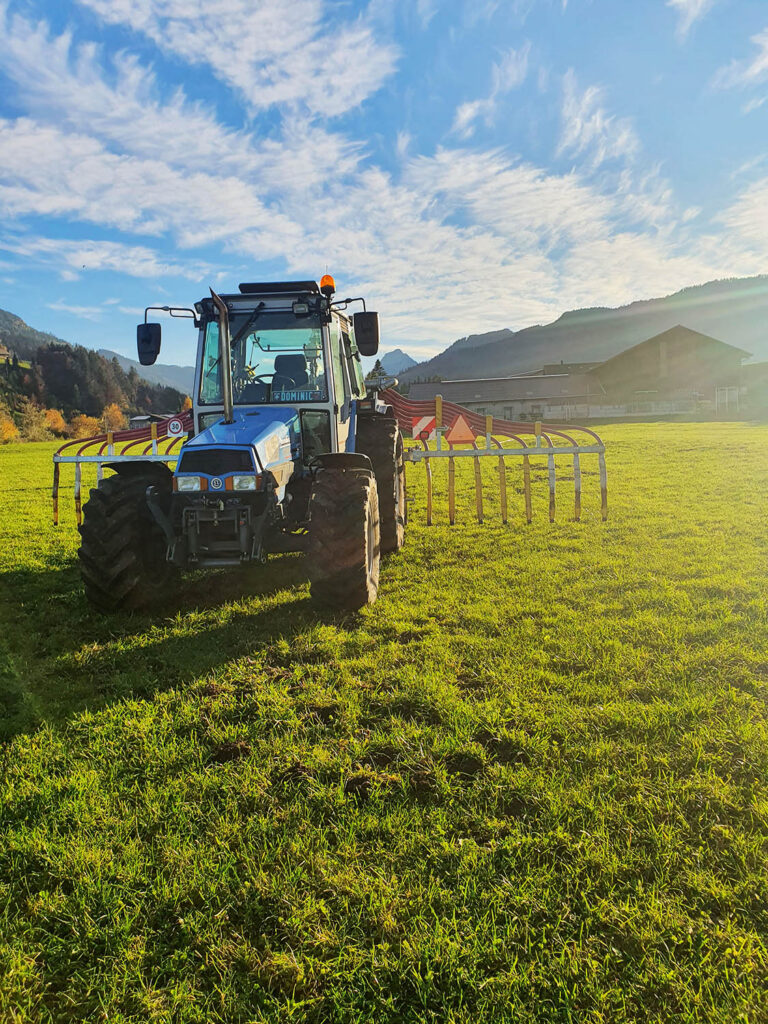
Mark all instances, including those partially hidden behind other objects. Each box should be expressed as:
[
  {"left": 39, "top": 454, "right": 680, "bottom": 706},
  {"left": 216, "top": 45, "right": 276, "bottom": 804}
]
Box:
[{"left": 239, "top": 281, "right": 319, "bottom": 295}]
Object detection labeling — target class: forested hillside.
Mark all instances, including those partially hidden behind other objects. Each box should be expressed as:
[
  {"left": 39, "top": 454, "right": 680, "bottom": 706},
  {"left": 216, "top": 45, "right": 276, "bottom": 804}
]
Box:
[
  {"left": 0, "top": 308, "right": 186, "bottom": 442},
  {"left": 0, "top": 308, "right": 67, "bottom": 362},
  {"left": 1, "top": 344, "right": 183, "bottom": 419},
  {"left": 98, "top": 348, "right": 195, "bottom": 395}
]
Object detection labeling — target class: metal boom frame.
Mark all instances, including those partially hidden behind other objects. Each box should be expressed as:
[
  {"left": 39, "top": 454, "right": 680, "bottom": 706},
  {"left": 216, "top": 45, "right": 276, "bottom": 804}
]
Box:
[{"left": 379, "top": 389, "right": 607, "bottom": 525}]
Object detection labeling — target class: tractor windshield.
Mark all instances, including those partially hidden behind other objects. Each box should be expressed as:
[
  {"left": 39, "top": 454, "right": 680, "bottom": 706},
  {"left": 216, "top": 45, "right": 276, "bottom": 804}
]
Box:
[{"left": 199, "top": 312, "right": 328, "bottom": 406}]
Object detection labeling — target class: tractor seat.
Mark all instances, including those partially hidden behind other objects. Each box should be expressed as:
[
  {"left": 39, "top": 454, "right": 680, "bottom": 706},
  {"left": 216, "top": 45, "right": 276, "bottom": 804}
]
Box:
[
  {"left": 272, "top": 354, "right": 309, "bottom": 392},
  {"left": 239, "top": 380, "right": 269, "bottom": 403}
]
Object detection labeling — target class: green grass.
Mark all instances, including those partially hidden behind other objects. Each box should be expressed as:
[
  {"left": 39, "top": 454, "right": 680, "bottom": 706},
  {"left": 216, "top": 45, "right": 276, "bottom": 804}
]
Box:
[{"left": 1, "top": 424, "right": 767, "bottom": 1022}]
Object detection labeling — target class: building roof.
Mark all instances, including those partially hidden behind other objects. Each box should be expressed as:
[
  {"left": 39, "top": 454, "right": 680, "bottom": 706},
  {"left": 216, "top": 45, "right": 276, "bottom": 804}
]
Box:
[
  {"left": 597, "top": 324, "right": 752, "bottom": 370},
  {"left": 408, "top": 373, "right": 603, "bottom": 404}
]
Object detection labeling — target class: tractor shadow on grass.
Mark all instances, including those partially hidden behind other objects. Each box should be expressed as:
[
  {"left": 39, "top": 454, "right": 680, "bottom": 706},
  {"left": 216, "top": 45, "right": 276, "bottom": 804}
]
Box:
[{"left": 0, "top": 553, "right": 363, "bottom": 739}]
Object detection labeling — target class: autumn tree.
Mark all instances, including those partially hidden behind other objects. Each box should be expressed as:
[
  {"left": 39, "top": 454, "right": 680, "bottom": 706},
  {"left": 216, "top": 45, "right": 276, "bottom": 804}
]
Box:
[
  {"left": 181, "top": 395, "right": 193, "bottom": 411},
  {"left": 69, "top": 414, "right": 101, "bottom": 439},
  {"left": 101, "top": 403, "right": 127, "bottom": 432},
  {"left": 19, "top": 400, "right": 53, "bottom": 441},
  {"left": 43, "top": 408, "right": 68, "bottom": 436},
  {"left": 0, "top": 400, "right": 18, "bottom": 443}
]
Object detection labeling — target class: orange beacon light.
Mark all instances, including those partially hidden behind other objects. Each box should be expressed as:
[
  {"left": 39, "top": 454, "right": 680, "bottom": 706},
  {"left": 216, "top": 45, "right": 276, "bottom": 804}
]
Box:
[{"left": 320, "top": 274, "right": 335, "bottom": 297}]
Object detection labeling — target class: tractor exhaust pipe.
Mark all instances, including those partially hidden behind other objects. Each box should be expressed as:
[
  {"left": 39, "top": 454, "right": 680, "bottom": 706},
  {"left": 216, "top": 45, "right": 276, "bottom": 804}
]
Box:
[{"left": 210, "top": 288, "right": 234, "bottom": 424}]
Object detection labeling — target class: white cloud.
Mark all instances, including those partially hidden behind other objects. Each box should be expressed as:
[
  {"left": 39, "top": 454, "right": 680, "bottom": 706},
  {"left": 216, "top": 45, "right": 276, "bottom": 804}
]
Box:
[
  {"left": 74, "top": 0, "right": 398, "bottom": 117},
  {"left": 667, "top": 0, "right": 716, "bottom": 40},
  {"left": 0, "top": 118, "right": 302, "bottom": 253},
  {"left": 48, "top": 300, "right": 104, "bottom": 320},
  {"left": 406, "top": 147, "right": 614, "bottom": 248},
  {"left": 743, "top": 95, "right": 768, "bottom": 114},
  {"left": 714, "top": 28, "right": 768, "bottom": 90},
  {"left": 451, "top": 43, "right": 531, "bottom": 138},
  {"left": 0, "top": 5, "right": 363, "bottom": 189},
  {"left": 719, "top": 175, "right": 768, "bottom": 250},
  {"left": 558, "top": 70, "right": 639, "bottom": 168},
  {"left": 416, "top": 0, "right": 439, "bottom": 28},
  {"left": 0, "top": 236, "right": 212, "bottom": 281}
]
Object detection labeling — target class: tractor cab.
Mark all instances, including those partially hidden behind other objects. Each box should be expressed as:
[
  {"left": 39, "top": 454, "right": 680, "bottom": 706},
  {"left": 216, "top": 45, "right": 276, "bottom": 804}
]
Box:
[{"left": 189, "top": 279, "right": 377, "bottom": 459}]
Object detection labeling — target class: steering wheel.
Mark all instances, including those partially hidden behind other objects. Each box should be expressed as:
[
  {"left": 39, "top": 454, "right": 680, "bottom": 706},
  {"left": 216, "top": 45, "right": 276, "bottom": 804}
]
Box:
[
  {"left": 243, "top": 372, "right": 274, "bottom": 385},
  {"left": 243, "top": 368, "right": 274, "bottom": 385}
]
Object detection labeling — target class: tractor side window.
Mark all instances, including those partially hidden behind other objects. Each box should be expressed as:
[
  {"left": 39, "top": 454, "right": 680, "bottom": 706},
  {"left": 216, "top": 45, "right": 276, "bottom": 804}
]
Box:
[
  {"left": 200, "top": 321, "right": 222, "bottom": 404},
  {"left": 300, "top": 410, "right": 331, "bottom": 462},
  {"left": 342, "top": 329, "right": 366, "bottom": 399},
  {"left": 329, "top": 323, "right": 349, "bottom": 408}
]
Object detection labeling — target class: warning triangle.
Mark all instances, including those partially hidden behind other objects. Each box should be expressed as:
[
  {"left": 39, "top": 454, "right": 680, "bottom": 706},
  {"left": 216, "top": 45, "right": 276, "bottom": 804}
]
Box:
[{"left": 445, "top": 414, "right": 476, "bottom": 444}]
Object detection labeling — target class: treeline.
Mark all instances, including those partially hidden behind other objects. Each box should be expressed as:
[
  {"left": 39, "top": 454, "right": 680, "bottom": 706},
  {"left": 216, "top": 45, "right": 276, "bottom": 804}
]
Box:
[
  {"left": 0, "top": 343, "right": 188, "bottom": 443},
  {"left": 2, "top": 343, "right": 184, "bottom": 418}
]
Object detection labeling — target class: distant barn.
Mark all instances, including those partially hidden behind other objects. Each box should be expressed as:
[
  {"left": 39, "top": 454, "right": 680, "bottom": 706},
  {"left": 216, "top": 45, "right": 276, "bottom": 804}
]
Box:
[
  {"left": 593, "top": 326, "right": 749, "bottom": 416},
  {"left": 407, "top": 325, "right": 751, "bottom": 420},
  {"left": 128, "top": 413, "right": 174, "bottom": 430}
]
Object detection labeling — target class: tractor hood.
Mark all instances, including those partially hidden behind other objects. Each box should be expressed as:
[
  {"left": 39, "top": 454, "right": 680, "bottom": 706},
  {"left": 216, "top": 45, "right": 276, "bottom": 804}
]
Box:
[{"left": 179, "top": 407, "right": 301, "bottom": 476}]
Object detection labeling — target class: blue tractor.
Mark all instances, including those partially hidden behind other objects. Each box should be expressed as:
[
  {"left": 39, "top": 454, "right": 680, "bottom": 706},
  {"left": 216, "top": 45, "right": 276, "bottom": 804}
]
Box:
[{"left": 78, "top": 276, "right": 405, "bottom": 611}]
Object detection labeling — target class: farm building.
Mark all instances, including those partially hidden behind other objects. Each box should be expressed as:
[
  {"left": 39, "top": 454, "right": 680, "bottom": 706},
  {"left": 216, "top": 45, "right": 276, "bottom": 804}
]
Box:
[
  {"left": 408, "top": 372, "right": 604, "bottom": 421},
  {"left": 128, "top": 412, "right": 175, "bottom": 429},
  {"left": 407, "top": 325, "right": 752, "bottom": 420},
  {"left": 592, "top": 326, "right": 750, "bottom": 416},
  {"left": 0, "top": 342, "right": 11, "bottom": 360}
]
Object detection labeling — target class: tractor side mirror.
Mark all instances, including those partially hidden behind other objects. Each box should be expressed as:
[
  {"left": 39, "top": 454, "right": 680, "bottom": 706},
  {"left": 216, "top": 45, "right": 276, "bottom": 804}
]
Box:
[
  {"left": 353, "top": 311, "right": 380, "bottom": 357},
  {"left": 137, "top": 322, "right": 162, "bottom": 365}
]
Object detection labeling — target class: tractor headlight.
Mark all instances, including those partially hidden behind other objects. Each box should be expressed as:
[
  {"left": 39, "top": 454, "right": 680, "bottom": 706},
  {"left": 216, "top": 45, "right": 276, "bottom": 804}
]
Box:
[
  {"left": 231, "top": 474, "right": 258, "bottom": 491},
  {"left": 175, "top": 475, "right": 202, "bottom": 492}
]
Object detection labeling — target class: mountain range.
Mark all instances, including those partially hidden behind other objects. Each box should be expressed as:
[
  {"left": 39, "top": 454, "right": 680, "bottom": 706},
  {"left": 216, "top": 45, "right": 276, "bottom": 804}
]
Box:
[
  {"left": 4, "top": 273, "right": 767, "bottom": 403},
  {"left": 399, "top": 275, "right": 768, "bottom": 384},
  {"left": 0, "top": 308, "right": 184, "bottom": 418},
  {"left": 98, "top": 349, "right": 195, "bottom": 396}
]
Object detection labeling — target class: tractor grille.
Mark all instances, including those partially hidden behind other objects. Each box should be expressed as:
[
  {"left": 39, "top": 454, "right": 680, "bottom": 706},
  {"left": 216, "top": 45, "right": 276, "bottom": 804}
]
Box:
[{"left": 177, "top": 449, "right": 254, "bottom": 475}]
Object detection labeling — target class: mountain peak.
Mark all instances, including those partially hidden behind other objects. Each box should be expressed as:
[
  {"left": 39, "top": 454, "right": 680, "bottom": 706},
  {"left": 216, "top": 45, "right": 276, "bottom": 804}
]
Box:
[{"left": 379, "top": 348, "right": 418, "bottom": 375}]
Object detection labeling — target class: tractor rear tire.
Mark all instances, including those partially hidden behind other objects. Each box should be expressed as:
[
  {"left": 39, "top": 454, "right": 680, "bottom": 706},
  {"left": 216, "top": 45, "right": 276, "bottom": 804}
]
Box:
[
  {"left": 308, "top": 465, "right": 380, "bottom": 610},
  {"left": 356, "top": 415, "right": 405, "bottom": 553},
  {"left": 78, "top": 471, "right": 175, "bottom": 612}
]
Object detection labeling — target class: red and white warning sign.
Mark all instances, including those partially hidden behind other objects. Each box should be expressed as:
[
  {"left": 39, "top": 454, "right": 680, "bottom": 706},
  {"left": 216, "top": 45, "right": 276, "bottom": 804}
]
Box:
[
  {"left": 412, "top": 415, "right": 436, "bottom": 441},
  {"left": 167, "top": 418, "right": 184, "bottom": 436}
]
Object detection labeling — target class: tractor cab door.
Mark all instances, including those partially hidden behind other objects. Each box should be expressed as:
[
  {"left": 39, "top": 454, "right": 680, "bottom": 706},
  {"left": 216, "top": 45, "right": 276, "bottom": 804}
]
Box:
[{"left": 329, "top": 320, "right": 353, "bottom": 451}]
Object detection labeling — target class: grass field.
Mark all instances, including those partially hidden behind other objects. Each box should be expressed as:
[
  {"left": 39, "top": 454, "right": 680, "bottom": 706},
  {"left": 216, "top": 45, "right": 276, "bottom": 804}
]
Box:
[{"left": 1, "top": 424, "right": 768, "bottom": 1023}]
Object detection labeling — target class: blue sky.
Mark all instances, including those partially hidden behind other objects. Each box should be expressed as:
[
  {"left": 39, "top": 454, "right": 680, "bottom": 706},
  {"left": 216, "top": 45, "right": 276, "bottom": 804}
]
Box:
[{"left": 1, "top": 0, "right": 768, "bottom": 365}]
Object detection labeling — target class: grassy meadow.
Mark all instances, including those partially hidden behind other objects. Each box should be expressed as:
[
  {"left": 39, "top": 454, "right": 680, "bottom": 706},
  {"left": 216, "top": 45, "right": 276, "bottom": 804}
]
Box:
[{"left": 1, "top": 424, "right": 768, "bottom": 1022}]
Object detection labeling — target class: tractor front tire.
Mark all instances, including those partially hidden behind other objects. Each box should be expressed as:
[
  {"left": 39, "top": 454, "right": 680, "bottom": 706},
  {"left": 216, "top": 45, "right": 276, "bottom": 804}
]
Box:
[
  {"left": 78, "top": 471, "right": 175, "bottom": 612},
  {"left": 308, "top": 465, "right": 380, "bottom": 610},
  {"left": 356, "top": 415, "right": 405, "bottom": 553}
]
